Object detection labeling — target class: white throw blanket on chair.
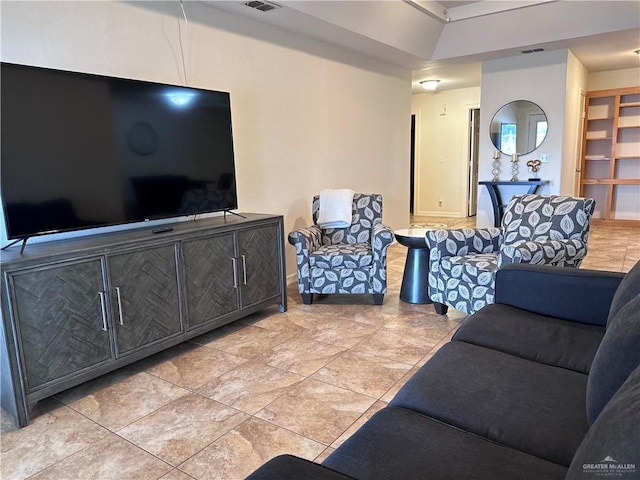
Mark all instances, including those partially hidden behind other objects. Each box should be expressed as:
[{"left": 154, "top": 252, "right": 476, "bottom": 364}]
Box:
[{"left": 316, "top": 189, "right": 355, "bottom": 229}]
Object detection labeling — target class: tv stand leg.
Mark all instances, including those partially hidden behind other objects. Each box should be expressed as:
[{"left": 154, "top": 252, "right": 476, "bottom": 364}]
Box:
[
  {"left": 224, "top": 210, "right": 247, "bottom": 219},
  {"left": 1, "top": 237, "right": 29, "bottom": 254}
]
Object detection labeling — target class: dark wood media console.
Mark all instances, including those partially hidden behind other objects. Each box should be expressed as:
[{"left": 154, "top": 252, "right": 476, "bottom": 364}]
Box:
[{"left": 0, "top": 213, "right": 287, "bottom": 427}]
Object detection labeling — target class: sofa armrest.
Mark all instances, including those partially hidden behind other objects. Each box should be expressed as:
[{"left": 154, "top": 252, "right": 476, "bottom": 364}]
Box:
[
  {"left": 498, "top": 239, "right": 587, "bottom": 267},
  {"left": 425, "top": 227, "right": 502, "bottom": 257},
  {"left": 245, "top": 455, "right": 356, "bottom": 480},
  {"left": 495, "top": 264, "right": 624, "bottom": 326}
]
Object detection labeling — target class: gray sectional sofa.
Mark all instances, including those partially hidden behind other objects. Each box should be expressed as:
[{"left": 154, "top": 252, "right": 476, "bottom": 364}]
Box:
[{"left": 246, "top": 260, "right": 640, "bottom": 480}]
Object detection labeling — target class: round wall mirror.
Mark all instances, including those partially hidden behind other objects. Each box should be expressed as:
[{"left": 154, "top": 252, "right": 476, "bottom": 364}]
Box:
[{"left": 489, "top": 100, "right": 548, "bottom": 155}]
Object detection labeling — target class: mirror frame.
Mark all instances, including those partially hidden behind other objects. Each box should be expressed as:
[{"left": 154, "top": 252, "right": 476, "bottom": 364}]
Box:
[{"left": 489, "top": 100, "right": 548, "bottom": 156}]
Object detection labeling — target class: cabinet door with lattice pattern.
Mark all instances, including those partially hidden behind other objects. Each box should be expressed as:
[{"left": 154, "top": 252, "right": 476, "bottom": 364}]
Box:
[
  {"left": 238, "top": 224, "right": 282, "bottom": 308},
  {"left": 182, "top": 233, "right": 239, "bottom": 330},
  {"left": 108, "top": 244, "right": 182, "bottom": 356},
  {"left": 9, "top": 259, "right": 113, "bottom": 392}
]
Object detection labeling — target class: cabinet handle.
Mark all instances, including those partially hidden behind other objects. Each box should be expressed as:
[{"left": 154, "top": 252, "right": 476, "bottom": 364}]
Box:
[
  {"left": 241, "top": 255, "right": 247, "bottom": 285},
  {"left": 231, "top": 257, "right": 238, "bottom": 288},
  {"left": 98, "top": 291, "right": 108, "bottom": 332},
  {"left": 115, "top": 286, "right": 124, "bottom": 326}
]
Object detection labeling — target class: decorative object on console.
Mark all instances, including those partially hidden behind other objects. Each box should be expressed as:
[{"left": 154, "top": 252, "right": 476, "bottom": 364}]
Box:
[
  {"left": 288, "top": 193, "right": 393, "bottom": 305},
  {"left": 491, "top": 150, "right": 501, "bottom": 181},
  {"left": 527, "top": 159, "right": 542, "bottom": 180},
  {"left": 425, "top": 194, "right": 595, "bottom": 315},
  {"left": 510, "top": 153, "right": 519, "bottom": 181}
]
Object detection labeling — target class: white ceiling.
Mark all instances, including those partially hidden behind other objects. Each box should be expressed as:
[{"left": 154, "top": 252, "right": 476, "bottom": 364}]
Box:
[{"left": 200, "top": 0, "right": 640, "bottom": 93}]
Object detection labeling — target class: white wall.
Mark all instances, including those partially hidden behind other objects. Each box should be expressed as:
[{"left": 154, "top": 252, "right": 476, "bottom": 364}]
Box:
[
  {"left": 0, "top": 1, "right": 411, "bottom": 279},
  {"left": 478, "top": 50, "right": 573, "bottom": 227},
  {"left": 411, "top": 87, "right": 481, "bottom": 216},
  {"left": 562, "top": 50, "right": 589, "bottom": 196},
  {"left": 588, "top": 67, "right": 640, "bottom": 91}
]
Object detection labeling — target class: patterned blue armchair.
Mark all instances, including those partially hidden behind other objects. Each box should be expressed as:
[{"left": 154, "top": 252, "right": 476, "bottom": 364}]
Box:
[
  {"left": 289, "top": 193, "right": 394, "bottom": 305},
  {"left": 426, "top": 194, "right": 596, "bottom": 315}
]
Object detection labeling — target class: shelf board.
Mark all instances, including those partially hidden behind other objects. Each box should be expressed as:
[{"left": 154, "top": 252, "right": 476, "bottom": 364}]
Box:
[
  {"left": 584, "top": 156, "right": 610, "bottom": 161},
  {"left": 618, "top": 125, "right": 640, "bottom": 129},
  {"left": 586, "top": 137, "right": 612, "bottom": 141},
  {"left": 586, "top": 117, "right": 613, "bottom": 121},
  {"left": 620, "top": 102, "right": 640, "bottom": 108},
  {"left": 581, "top": 179, "right": 640, "bottom": 185},
  {"left": 615, "top": 156, "right": 640, "bottom": 160}
]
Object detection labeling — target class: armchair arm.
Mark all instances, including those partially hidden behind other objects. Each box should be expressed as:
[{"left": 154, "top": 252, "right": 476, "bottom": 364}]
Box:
[
  {"left": 372, "top": 224, "right": 393, "bottom": 262},
  {"left": 288, "top": 226, "right": 323, "bottom": 253},
  {"left": 288, "top": 226, "right": 322, "bottom": 293},
  {"left": 498, "top": 239, "right": 587, "bottom": 267},
  {"left": 425, "top": 228, "right": 502, "bottom": 258},
  {"left": 495, "top": 264, "right": 624, "bottom": 326}
]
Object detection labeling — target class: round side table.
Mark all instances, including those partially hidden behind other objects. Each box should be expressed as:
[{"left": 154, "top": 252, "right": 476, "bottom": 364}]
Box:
[{"left": 394, "top": 228, "right": 432, "bottom": 304}]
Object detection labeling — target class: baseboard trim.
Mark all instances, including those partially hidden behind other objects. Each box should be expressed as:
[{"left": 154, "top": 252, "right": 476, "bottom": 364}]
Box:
[{"left": 414, "top": 210, "right": 465, "bottom": 217}]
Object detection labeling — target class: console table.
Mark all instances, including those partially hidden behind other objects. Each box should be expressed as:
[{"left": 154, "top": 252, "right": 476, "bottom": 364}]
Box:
[
  {"left": 0, "top": 214, "right": 287, "bottom": 427},
  {"left": 479, "top": 180, "right": 549, "bottom": 227}
]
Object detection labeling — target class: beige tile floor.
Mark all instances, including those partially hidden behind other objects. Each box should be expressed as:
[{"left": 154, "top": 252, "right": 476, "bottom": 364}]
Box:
[{"left": 1, "top": 217, "right": 637, "bottom": 480}]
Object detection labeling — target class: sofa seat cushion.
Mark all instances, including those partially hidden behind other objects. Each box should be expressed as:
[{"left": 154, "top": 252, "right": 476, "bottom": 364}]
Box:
[
  {"left": 453, "top": 304, "right": 605, "bottom": 374},
  {"left": 310, "top": 243, "right": 373, "bottom": 269},
  {"left": 568, "top": 365, "right": 640, "bottom": 479},
  {"left": 389, "top": 342, "right": 589, "bottom": 466},
  {"left": 246, "top": 455, "right": 356, "bottom": 480},
  {"left": 322, "top": 407, "right": 567, "bottom": 480}
]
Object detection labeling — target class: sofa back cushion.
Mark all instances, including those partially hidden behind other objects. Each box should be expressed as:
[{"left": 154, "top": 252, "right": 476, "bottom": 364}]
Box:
[
  {"left": 586, "top": 292, "right": 640, "bottom": 425},
  {"left": 607, "top": 259, "right": 640, "bottom": 323},
  {"left": 568, "top": 365, "right": 640, "bottom": 479}
]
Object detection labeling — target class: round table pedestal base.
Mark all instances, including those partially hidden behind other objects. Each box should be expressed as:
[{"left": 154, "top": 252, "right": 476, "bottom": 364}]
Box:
[{"left": 400, "top": 247, "right": 432, "bottom": 304}]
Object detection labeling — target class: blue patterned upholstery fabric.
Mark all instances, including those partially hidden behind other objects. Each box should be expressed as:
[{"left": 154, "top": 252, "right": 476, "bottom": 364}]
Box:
[
  {"left": 426, "top": 194, "right": 595, "bottom": 315},
  {"left": 289, "top": 193, "right": 393, "bottom": 302}
]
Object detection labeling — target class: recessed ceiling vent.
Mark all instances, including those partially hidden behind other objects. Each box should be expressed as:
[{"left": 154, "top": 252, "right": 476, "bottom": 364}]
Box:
[
  {"left": 245, "top": 1, "right": 281, "bottom": 12},
  {"left": 521, "top": 48, "right": 545, "bottom": 54}
]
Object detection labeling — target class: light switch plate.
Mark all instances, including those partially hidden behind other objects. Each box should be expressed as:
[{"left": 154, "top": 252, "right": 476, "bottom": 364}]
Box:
[{"left": 540, "top": 153, "right": 550, "bottom": 163}]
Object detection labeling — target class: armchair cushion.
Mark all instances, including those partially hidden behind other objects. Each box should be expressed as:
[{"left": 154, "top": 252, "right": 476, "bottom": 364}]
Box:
[
  {"left": 498, "top": 239, "right": 587, "bottom": 267},
  {"left": 309, "top": 243, "right": 373, "bottom": 269}
]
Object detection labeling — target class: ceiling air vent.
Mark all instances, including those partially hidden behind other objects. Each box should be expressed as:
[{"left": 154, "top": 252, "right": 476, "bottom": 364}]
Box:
[
  {"left": 521, "top": 48, "right": 545, "bottom": 54},
  {"left": 245, "top": 1, "right": 281, "bottom": 12}
]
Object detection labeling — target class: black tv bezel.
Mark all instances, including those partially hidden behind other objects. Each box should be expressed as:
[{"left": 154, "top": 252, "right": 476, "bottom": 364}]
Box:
[{"left": 0, "top": 62, "right": 239, "bottom": 242}]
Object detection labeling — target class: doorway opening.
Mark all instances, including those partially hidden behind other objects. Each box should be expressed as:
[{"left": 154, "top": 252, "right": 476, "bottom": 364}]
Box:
[
  {"left": 467, "top": 108, "right": 480, "bottom": 217},
  {"left": 410, "top": 114, "right": 416, "bottom": 215}
]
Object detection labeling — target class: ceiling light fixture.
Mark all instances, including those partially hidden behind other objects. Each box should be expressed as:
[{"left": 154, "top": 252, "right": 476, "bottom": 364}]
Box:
[{"left": 420, "top": 80, "right": 440, "bottom": 91}]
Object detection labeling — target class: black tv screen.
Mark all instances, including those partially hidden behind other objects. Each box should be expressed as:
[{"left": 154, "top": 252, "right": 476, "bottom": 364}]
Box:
[{"left": 1, "top": 62, "right": 238, "bottom": 240}]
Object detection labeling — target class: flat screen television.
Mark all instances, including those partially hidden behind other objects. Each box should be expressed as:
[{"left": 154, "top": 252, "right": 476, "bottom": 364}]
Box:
[{"left": 1, "top": 62, "right": 238, "bottom": 242}]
